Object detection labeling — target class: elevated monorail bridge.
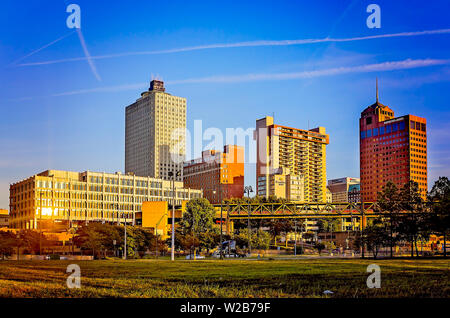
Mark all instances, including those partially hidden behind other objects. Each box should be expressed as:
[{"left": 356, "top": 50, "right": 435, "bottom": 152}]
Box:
[{"left": 213, "top": 201, "right": 433, "bottom": 224}]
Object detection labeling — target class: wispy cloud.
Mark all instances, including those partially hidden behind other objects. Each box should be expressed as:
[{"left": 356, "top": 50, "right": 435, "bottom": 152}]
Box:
[
  {"left": 6, "top": 58, "right": 449, "bottom": 102},
  {"left": 76, "top": 29, "right": 101, "bottom": 81},
  {"left": 167, "top": 58, "right": 450, "bottom": 84},
  {"left": 51, "top": 82, "right": 147, "bottom": 96},
  {"left": 16, "top": 28, "right": 450, "bottom": 67},
  {"left": 8, "top": 31, "right": 75, "bottom": 66}
]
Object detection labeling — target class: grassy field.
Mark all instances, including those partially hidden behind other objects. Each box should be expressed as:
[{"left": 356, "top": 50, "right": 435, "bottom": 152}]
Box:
[{"left": 0, "top": 258, "right": 448, "bottom": 298}]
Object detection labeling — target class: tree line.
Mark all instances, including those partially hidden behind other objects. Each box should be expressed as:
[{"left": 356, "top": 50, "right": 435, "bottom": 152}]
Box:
[
  {"left": 1, "top": 177, "right": 448, "bottom": 259},
  {"left": 356, "top": 178, "right": 450, "bottom": 258}
]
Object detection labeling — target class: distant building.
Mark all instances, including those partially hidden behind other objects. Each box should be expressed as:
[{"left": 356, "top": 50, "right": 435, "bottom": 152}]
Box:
[
  {"left": 9, "top": 170, "right": 202, "bottom": 229},
  {"left": 125, "top": 80, "right": 186, "bottom": 181},
  {"left": 318, "top": 231, "right": 357, "bottom": 250},
  {"left": 327, "top": 177, "right": 360, "bottom": 202},
  {"left": 326, "top": 188, "right": 332, "bottom": 203},
  {"left": 0, "top": 209, "right": 9, "bottom": 227},
  {"left": 348, "top": 184, "right": 361, "bottom": 203},
  {"left": 255, "top": 116, "right": 329, "bottom": 202},
  {"left": 360, "top": 79, "right": 427, "bottom": 201},
  {"left": 183, "top": 145, "right": 244, "bottom": 204}
]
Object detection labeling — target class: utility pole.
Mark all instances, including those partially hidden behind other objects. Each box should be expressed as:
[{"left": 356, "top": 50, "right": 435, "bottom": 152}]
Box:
[
  {"left": 244, "top": 186, "right": 253, "bottom": 256},
  {"left": 360, "top": 201, "right": 365, "bottom": 259},
  {"left": 169, "top": 170, "right": 180, "bottom": 261},
  {"left": 219, "top": 182, "right": 223, "bottom": 260},
  {"left": 294, "top": 220, "right": 297, "bottom": 256},
  {"left": 123, "top": 212, "right": 127, "bottom": 260},
  {"left": 155, "top": 213, "right": 167, "bottom": 259},
  {"left": 39, "top": 192, "right": 42, "bottom": 256}
]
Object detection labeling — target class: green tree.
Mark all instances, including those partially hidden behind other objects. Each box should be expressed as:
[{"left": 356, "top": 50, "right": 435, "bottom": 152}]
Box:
[
  {"left": 315, "top": 242, "right": 325, "bottom": 256},
  {"left": 377, "top": 181, "right": 402, "bottom": 258},
  {"left": 235, "top": 228, "right": 270, "bottom": 252},
  {"left": 181, "top": 198, "right": 215, "bottom": 233},
  {"left": 316, "top": 219, "right": 341, "bottom": 232},
  {"left": 359, "top": 219, "right": 390, "bottom": 259},
  {"left": 263, "top": 219, "right": 294, "bottom": 244},
  {"left": 0, "top": 231, "right": 15, "bottom": 259},
  {"left": 122, "top": 226, "right": 155, "bottom": 258},
  {"left": 74, "top": 223, "right": 108, "bottom": 258},
  {"left": 428, "top": 176, "right": 450, "bottom": 257},
  {"left": 19, "top": 229, "right": 49, "bottom": 255},
  {"left": 399, "top": 181, "right": 428, "bottom": 257}
]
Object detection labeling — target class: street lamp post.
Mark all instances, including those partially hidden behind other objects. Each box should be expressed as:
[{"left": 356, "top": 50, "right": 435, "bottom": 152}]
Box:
[
  {"left": 39, "top": 192, "right": 43, "bottom": 256},
  {"left": 244, "top": 186, "right": 253, "bottom": 256},
  {"left": 155, "top": 213, "right": 168, "bottom": 259},
  {"left": 123, "top": 212, "right": 127, "bottom": 260},
  {"left": 169, "top": 170, "right": 180, "bottom": 261},
  {"left": 213, "top": 185, "right": 224, "bottom": 260},
  {"left": 219, "top": 183, "right": 223, "bottom": 260},
  {"left": 294, "top": 220, "right": 297, "bottom": 256}
]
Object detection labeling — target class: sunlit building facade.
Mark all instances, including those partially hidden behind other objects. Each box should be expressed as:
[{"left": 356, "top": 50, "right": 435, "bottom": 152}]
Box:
[
  {"left": 360, "top": 82, "right": 427, "bottom": 201},
  {"left": 0, "top": 209, "right": 9, "bottom": 228},
  {"left": 183, "top": 145, "right": 245, "bottom": 204},
  {"left": 9, "top": 170, "right": 202, "bottom": 229},
  {"left": 255, "top": 116, "right": 329, "bottom": 202},
  {"left": 125, "top": 80, "right": 186, "bottom": 181}
]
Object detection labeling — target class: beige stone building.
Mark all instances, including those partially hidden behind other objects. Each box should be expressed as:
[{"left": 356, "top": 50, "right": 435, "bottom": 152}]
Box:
[
  {"left": 9, "top": 170, "right": 202, "bottom": 229},
  {"left": 125, "top": 80, "right": 186, "bottom": 181},
  {"left": 255, "top": 116, "right": 329, "bottom": 202}
]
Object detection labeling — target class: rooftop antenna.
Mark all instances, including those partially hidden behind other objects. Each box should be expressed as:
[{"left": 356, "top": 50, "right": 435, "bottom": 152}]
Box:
[{"left": 376, "top": 77, "right": 379, "bottom": 103}]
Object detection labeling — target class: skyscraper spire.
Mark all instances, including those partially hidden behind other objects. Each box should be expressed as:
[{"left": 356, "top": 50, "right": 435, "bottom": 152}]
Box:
[{"left": 376, "top": 77, "right": 379, "bottom": 103}]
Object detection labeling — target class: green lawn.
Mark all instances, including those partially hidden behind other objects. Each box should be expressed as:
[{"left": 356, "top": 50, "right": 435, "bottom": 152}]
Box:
[{"left": 0, "top": 258, "right": 448, "bottom": 298}]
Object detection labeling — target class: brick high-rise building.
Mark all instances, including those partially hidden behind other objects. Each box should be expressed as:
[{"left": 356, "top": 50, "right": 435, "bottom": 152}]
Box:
[
  {"left": 254, "top": 116, "right": 329, "bottom": 202},
  {"left": 125, "top": 80, "right": 186, "bottom": 181},
  {"left": 360, "top": 80, "right": 427, "bottom": 201},
  {"left": 183, "top": 145, "right": 244, "bottom": 204}
]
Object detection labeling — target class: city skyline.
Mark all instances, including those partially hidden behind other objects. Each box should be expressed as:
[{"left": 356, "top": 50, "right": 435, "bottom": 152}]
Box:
[{"left": 2, "top": 1, "right": 450, "bottom": 209}]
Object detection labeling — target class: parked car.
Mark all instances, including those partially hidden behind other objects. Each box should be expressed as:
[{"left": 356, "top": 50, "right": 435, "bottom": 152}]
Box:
[
  {"left": 185, "top": 254, "right": 205, "bottom": 260},
  {"left": 45, "top": 254, "right": 61, "bottom": 260}
]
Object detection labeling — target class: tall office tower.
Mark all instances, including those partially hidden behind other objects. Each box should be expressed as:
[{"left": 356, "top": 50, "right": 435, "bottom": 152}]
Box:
[
  {"left": 125, "top": 80, "right": 186, "bottom": 181},
  {"left": 360, "top": 80, "right": 427, "bottom": 201},
  {"left": 183, "top": 145, "right": 245, "bottom": 204},
  {"left": 254, "top": 116, "right": 329, "bottom": 202},
  {"left": 327, "top": 177, "right": 360, "bottom": 202}
]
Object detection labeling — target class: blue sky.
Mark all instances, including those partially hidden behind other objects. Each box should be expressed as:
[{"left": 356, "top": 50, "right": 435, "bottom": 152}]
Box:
[{"left": 1, "top": 0, "right": 450, "bottom": 208}]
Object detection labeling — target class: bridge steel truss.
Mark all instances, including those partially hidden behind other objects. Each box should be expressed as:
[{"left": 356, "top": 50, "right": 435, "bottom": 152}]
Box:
[{"left": 215, "top": 202, "right": 434, "bottom": 220}]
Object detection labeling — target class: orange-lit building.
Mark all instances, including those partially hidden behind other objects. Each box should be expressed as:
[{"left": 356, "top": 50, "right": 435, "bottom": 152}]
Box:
[
  {"left": 0, "top": 209, "right": 9, "bottom": 228},
  {"left": 360, "top": 81, "right": 427, "bottom": 201},
  {"left": 183, "top": 145, "right": 244, "bottom": 204}
]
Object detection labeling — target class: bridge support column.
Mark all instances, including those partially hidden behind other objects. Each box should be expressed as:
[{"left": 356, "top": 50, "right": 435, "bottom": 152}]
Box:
[{"left": 360, "top": 202, "right": 366, "bottom": 258}]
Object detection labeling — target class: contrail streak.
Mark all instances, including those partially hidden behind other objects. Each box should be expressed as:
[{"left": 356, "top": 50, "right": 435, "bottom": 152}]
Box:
[
  {"left": 16, "top": 28, "right": 450, "bottom": 67},
  {"left": 7, "top": 58, "right": 449, "bottom": 101},
  {"left": 8, "top": 31, "right": 75, "bottom": 66},
  {"left": 166, "top": 58, "right": 450, "bottom": 84},
  {"left": 76, "top": 29, "right": 101, "bottom": 81}
]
